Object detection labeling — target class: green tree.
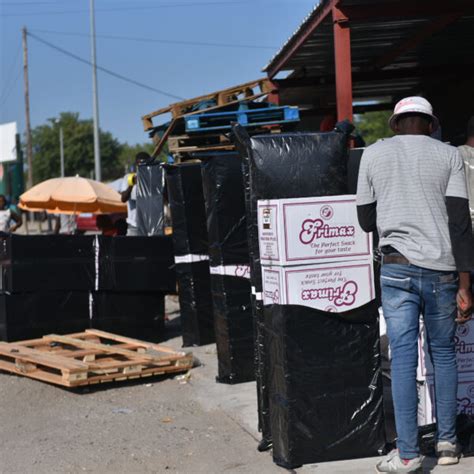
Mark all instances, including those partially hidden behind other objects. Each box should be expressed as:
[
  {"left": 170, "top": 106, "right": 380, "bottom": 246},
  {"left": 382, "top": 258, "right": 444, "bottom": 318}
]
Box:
[
  {"left": 355, "top": 110, "right": 393, "bottom": 146},
  {"left": 31, "top": 112, "right": 124, "bottom": 183}
]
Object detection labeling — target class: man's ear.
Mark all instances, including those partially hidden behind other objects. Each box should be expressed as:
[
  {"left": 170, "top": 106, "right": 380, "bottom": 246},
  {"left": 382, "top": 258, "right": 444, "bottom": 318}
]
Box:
[{"left": 428, "top": 122, "right": 434, "bottom": 135}]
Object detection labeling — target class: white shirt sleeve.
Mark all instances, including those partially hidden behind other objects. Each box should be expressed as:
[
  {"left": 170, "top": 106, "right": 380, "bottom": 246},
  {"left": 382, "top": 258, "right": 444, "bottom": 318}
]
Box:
[
  {"left": 356, "top": 149, "right": 376, "bottom": 205},
  {"left": 118, "top": 175, "right": 129, "bottom": 193},
  {"left": 446, "top": 150, "right": 469, "bottom": 199}
]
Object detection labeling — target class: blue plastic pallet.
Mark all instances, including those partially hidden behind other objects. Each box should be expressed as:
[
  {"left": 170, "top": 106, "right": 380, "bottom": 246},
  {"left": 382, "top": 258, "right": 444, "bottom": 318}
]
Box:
[{"left": 184, "top": 106, "right": 300, "bottom": 133}]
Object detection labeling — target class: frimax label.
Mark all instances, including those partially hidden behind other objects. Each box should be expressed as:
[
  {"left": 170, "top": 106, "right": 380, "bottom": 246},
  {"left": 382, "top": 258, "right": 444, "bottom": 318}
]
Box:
[{"left": 258, "top": 195, "right": 372, "bottom": 266}]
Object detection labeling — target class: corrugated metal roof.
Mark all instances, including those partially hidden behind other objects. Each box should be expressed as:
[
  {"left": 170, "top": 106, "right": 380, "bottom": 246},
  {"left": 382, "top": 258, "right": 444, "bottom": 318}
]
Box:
[{"left": 264, "top": 0, "right": 474, "bottom": 103}]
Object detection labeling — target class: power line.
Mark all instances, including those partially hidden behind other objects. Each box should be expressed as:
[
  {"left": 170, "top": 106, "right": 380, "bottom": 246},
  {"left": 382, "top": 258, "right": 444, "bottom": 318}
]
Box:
[
  {"left": 1, "top": 1, "right": 250, "bottom": 17},
  {"left": 30, "top": 28, "right": 277, "bottom": 50},
  {"left": 28, "top": 32, "right": 184, "bottom": 101},
  {"left": 0, "top": 42, "right": 23, "bottom": 107}
]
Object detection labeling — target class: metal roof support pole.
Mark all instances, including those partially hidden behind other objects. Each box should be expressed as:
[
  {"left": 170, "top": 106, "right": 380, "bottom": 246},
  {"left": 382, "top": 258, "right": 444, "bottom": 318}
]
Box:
[{"left": 332, "top": 5, "right": 353, "bottom": 123}]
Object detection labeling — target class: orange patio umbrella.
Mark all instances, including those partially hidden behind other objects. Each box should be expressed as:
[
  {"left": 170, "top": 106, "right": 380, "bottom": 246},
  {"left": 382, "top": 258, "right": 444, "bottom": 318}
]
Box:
[{"left": 19, "top": 176, "right": 127, "bottom": 214}]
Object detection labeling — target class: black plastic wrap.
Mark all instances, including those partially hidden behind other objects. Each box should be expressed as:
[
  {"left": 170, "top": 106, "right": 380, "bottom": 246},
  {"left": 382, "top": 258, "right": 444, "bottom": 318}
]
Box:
[
  {"left": 164, "top": 163, "right": 209, "bottom": 257},
  {"left": 97, "top": 236, "right": 176, "bottom": 293},
  {"left": 175, "top": 261, "right": 215, "bottom": 347},
  {"left": 91, "top": 291, "right": 165, "bottom": 339},
  {"left": 136, "top": 162, "right": 165, "bottom": 236},
  {"left": 348, "top": 147, "right": 364, "bottom": 194},
  {"left": 210, "top": 274, "right": 254, "bottom": 383},
  {"left": 200, "top": 153, "right": 249, "bottom": 266},
  {"left": 233, "top": 126, "right": 384, "bottom": 455},
  {"left": 200, "top": 152, "right": 254, "bottom": 384},
  {"left": 0, "top": 291, "right": 90, "bottom": 342},
  {"left": 0, "top": 234, "right": 95, "bottom": 292},
  {"left": 265, "top": 304, "right": 385, "bottom": 468}
]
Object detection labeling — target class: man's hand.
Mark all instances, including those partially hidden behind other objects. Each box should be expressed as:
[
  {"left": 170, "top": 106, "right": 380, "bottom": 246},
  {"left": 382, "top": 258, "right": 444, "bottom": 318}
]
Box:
[{"left": 456, "top": 287, "right": 473, "bottom": 323}]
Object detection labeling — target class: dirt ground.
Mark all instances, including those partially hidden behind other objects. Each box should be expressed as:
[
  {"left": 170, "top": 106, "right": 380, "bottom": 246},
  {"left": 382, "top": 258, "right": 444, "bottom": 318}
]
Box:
[{"left": 0, "top": 297, "right": 473, "bottom": 474}]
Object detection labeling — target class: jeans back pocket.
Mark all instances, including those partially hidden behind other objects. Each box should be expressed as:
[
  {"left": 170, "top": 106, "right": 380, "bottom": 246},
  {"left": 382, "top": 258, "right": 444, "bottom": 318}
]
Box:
[{"left": 381, "top": 274, "right": 411, "bottom": 310}]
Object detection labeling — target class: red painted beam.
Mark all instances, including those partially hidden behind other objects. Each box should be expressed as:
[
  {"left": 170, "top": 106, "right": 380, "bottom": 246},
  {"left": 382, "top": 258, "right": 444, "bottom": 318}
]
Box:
[
  {"left": 266, "top": 0, "right": 339, "bottom": 79},
  {"left": 333, "top": 5, "right": 353, "bottom": 122},
  {"left": 339, "top": 0, "right": 473, "bottom": 22}
]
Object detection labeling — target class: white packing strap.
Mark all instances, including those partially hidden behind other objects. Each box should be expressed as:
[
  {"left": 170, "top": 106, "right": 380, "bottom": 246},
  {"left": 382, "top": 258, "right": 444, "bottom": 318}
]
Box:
[
  {"left": 209, "top": 264, "right": 251, "bottom": 280},
  {"left": 174, "top": 254, "right": 209, "bottom": 264},
  {"left": 255, "top": 292, "right": 263, "bottom": 301},
  {"left": 93, "top": 235, "right": 99, "bottom": 291}
]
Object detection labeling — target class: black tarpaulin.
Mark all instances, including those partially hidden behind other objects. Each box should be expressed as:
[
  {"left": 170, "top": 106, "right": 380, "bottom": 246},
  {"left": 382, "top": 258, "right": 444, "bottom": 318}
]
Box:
[
  {"left": 0, "top": 291, "right": 90, "bottom": 342},
  {"left": 0, "top": 234, "right": 95, "bottom": 292},
  {"left": 210, "top": 274, "right": 254, "bottom": 384},
  {"left": 201, "top": 152, "right": 254, "bottom": 384},
  {"left": 165, "top": 162, "right": 214, "bottom": 347},
  {"left": 233, "top": 125, "right": 384, "bottom": 463},
  {"left": 136, "top": 161, "right": 165, "bottom": 236},
  {"left": 91, "top": 291, "right": 165, "bottom": 340},
  {"left": 265, "top": 304, "right": 384, "bottom": 468},
  {"left": 96, "top": 236, "right": 176, "bottom": 293},
  {"left": 175, "top": 261, "right": 215, "bottom": 347},
  {"left": 165, "top": 163, "right": 209, "bottom": 257},
  {"left": 201, "top": 153, "right": 249, "bottom": 266}
]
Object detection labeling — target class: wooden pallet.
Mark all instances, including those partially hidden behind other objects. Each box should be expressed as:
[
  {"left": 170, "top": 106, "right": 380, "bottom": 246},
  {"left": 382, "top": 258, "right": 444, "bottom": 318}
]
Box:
[{"left": 0, "top": 329, "right": 193, "bottom": 388}]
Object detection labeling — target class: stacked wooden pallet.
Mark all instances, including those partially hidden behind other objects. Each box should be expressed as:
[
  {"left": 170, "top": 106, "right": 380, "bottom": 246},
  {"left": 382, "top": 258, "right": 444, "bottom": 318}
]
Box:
[
  {"left": 142, "top": 78, "right": 298, "bottom": 162},
  {"left": 0, "top": 329, "right": 193, "bottom": 387}
]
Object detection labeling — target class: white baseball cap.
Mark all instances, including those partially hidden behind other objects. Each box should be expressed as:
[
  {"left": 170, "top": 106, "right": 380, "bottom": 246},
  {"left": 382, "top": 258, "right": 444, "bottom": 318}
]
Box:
[{"left": 388, "top": 96, "right": 439, "bottom": 132}]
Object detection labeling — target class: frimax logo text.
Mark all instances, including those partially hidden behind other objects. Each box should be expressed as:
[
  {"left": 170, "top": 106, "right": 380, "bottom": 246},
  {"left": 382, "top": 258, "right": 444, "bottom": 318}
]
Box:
[
  {"left": 299, "top": 218, "right": 355, "bottom": 245},
  {"left": 301, "top": 281, "right": 358, "bottom": 307}
]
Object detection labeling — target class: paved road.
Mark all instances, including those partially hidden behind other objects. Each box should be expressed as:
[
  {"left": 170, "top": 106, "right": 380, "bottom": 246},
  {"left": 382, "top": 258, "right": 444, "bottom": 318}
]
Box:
[{"left": 0, "top": 298, "right": 473, "bottom": 473}]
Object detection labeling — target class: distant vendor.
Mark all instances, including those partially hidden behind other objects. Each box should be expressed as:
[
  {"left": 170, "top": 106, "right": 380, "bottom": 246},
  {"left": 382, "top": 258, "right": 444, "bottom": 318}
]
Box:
[
  {"left": 119, "top": 152, "right": 151, "bottom": 236},
  {"left": 0, "top": 194, "right": 22, "bottom": 233}
]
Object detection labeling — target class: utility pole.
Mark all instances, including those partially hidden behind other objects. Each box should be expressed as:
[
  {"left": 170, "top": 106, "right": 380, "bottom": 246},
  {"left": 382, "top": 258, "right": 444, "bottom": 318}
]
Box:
[
  {"left": 59, "top": 126, "right": 65, "bottom": 177},
  {"left": 89, "top": 0, "right": 101, "bottom": 181},
  {"left": 22, "top": 27, "right": 34, "bottom": 189}
]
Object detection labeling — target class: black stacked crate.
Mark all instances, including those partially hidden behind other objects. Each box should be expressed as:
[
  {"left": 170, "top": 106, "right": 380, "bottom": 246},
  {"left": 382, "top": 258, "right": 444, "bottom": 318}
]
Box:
[
  {"left": 0, "top": 234, "right": 93, "bottom": 341},
  {"left": 165, "top": 163, "right": 215, "bottom": 347},
  {"left": 91, "top": 235, "right": 175, "bottom": 339},
  {"left": 201, "top": 153, "right": 255, "bottom": 384},
  {"left": 233, "top": 126, "right": 385, "bottom": 468}
]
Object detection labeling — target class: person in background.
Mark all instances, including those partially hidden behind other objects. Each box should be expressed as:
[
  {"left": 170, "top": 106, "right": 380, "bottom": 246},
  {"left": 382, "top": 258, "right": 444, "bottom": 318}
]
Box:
[
  {"left": 357, "top": 97, "right": 474, "bottom": 472},
  {"left": 458, "top": 116, "right": 474, "bottom": 223},
  {"left": 119, "top": 152, "right": 151, "bottom": 236},
  {"left": 0, "top": 194, "right": 22, "bottom": 233},
  {"left": 54, "top": 214, "right": 77, "bottom": 234}
]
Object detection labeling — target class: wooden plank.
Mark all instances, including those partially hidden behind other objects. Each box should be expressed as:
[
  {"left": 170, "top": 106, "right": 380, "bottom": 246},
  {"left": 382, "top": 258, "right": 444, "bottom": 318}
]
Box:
[
  {"left": 85, "top": 329, "right": 184, "bottom": 356},
  {"left": 0, "top": 342, "right": 88, "bottom": 372},
  {"left": 169, "top": 144, "right": 235, "bottom": 153},
  {"left": 0, "top": 358, "right": 68, "bottom": 387},
  {"left": 42, "top": 335, "right": 158, "bottom": 362},
  {"left": 141, "top": 78, "right": 273, "bottom": 130}
]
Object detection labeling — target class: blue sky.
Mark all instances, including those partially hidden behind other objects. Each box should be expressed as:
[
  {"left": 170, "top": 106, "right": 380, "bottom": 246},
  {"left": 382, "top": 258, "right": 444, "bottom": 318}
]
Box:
[{"left": 0, "top": 0, "right": 315, "bottom": 146}]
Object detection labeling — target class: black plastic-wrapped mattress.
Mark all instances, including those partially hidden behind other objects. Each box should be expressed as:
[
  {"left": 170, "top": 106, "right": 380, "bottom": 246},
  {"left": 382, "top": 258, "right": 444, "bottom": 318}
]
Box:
[
  {"left": 91, "top": 291, "right": 165, "bottom": 339},
  {"left": 265, "top": 304, "right": 384, "bottom": 468},
  {"left": 96, "top": 236, "right": 176, "bottom": 293},
  {"left": 0, "top": 291, "right": 90, "bottom": 342},
  {"left": 0, "top": 234, "right": 95, "bottom": 292},
  {"left": 233, "top": 125, "right": 385, "bottom": 464},
  {"left": 165, "top": 163, "right": 214, "bottom": 347},
  {"left": 136, "top": 161, "right": 165, "bottom": 236},
  {"left": 201, "top": 153, "right": 254, "bottom": 384}
]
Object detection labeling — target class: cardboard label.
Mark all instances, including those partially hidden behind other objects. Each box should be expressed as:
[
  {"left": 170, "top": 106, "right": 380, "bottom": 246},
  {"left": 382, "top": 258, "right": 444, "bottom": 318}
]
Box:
[
  {"left": 258, "top": 195, "right": 372, "bottom": 266},
  {"left": 262, "top": 260, "right": 375, "bottom": 312},
  {"left": 419, "top": 319, "right": 474, "bottom": 379},
  {"left": 418, "top": 377, "right": 474, "bottom": 425}
]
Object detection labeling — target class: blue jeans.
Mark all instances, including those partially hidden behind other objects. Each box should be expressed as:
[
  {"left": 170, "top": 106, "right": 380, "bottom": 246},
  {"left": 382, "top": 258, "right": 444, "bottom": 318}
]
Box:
[{"left": 381, "top": 263, "right": 458, "bottom": 459}]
